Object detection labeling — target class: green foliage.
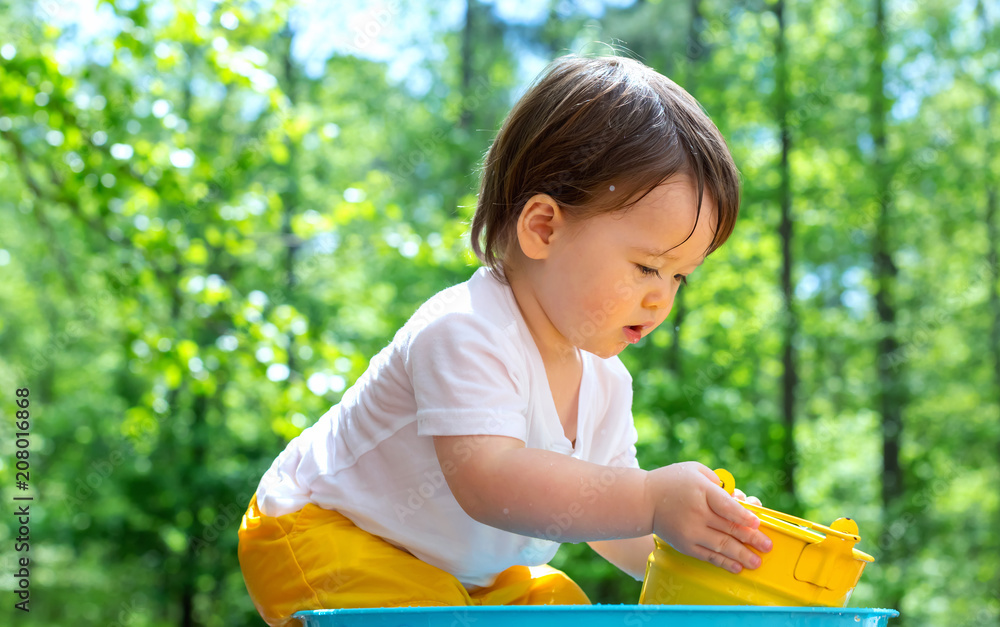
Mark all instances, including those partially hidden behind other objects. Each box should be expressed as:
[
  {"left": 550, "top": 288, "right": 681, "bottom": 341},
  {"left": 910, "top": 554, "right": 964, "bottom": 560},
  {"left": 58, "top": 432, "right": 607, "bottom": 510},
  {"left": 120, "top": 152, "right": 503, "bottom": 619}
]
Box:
[{"left": 0, "top": 1, "right": 997, "bottom": 625}]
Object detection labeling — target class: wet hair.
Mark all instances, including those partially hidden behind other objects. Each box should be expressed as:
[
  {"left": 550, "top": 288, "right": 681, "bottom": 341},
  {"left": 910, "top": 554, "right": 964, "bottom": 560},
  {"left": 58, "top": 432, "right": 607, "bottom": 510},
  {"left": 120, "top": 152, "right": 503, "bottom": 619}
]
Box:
[{"left": 471, "top": 54, "right": 740, "bottom": 279}]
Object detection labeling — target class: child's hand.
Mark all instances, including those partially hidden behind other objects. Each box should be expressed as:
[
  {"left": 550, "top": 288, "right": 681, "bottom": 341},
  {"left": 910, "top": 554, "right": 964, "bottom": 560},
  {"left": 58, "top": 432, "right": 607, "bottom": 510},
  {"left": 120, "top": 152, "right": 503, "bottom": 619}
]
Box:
[
  {"left": 646, "top": 462, "right": 772, "bottom": 574},
  {"left": 733, "top": 489, "right": 762, "bottom": 507}
]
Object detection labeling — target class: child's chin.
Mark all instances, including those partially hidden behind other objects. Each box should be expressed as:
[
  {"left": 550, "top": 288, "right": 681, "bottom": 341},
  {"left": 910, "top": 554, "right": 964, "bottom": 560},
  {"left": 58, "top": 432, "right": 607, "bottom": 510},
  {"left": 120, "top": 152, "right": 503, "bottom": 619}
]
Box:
[{"left": 590, "top": 343, "right": 627, "bottom": 359}]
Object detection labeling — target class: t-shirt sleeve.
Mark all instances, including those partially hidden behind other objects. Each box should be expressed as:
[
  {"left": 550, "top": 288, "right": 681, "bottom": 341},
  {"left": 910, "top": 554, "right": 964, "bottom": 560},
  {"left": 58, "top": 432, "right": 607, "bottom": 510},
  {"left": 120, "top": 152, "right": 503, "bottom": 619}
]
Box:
[{"left": 405, "top": 313, "right": 528, "bottom": 442}]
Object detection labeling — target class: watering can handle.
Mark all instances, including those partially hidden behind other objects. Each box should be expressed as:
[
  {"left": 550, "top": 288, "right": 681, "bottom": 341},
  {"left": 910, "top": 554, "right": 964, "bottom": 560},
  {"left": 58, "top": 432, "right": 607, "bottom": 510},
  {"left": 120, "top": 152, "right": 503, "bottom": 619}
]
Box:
[
  {"left": 712, "top": 468, "right": 861, "bottom": 542},
  {"left": 714, "top": 468, "right": 737, "bottom": 496}
]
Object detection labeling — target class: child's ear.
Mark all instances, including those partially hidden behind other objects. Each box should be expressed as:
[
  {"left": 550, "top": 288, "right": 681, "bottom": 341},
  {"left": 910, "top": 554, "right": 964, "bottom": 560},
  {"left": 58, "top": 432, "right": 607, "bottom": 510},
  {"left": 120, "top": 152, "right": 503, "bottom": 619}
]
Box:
[{"left": 516, "top": 194, "right": 566, "bottom": 260}]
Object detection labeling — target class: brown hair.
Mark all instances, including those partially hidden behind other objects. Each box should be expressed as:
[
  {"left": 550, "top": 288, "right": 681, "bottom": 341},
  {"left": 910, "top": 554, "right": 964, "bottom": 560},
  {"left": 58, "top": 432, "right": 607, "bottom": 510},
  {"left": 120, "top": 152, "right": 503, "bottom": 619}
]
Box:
[{"left": 471, "top": 54, "right": 740, "bottom": 279}]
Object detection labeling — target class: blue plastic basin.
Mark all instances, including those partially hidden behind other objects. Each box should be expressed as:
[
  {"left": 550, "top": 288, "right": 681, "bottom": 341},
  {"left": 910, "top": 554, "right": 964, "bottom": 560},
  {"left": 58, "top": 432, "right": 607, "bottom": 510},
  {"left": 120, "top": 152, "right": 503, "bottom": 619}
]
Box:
[{"left": 293, "top": 605, "right": 899, "bottom": 626}]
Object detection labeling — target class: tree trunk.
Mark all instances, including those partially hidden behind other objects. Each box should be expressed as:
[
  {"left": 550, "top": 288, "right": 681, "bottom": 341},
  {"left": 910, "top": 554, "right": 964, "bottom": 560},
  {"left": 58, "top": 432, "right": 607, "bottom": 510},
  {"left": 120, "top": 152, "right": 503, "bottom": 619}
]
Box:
[
  {"left": 988, "top": 106, "right": 1000, "bottom": 627},
  {"left": 988, "top": 99, "right": 1000, "bottom": 451},
  {"left": 871, "top": 0, "right": 906, "bottom": 615},
  {"left": 180, "top": 393, "right": 209, "bottom": 627},
  {"left": 440, "top": 0, "right": 476, "bottom": 221},
  {"left": 686, "top": 0, "right": 704, "bottom": 68},
  {"left": 178, "top": 45, "right": 199, "bottom": 627},
  {"left": 669, "top": 0, "right": 704, "bottom": 376},
  {"left": 281, "top": 22, "right": 300, "bottom": 376},
  {"left": 460, "top": 0, "right": 475, "bottom": 130},
  {"left": 670, "top": 294, "right": 686, "bottom": 375},
  {"left": 774, "top": 0, "right": 798, "bottom": 510},
  {"left": 977, "top": 1, "right": 1000, "bottom": 618}
]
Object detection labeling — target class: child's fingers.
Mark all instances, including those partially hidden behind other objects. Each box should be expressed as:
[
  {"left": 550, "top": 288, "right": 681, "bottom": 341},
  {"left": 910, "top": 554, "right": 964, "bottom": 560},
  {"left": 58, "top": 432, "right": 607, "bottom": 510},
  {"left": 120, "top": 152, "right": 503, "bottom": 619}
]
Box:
[
  {"left": 707, "top": 486, "right": 760, "bottom": 529},
  {"left": 693, "top": 463, "right": 722, "bottom": 485},
  {"left": 689, "top": 544, "right": 744, "bottom": 574},
  {"left": 733, "top": 489, "right": 762, "bottom": 506},
  {"left": 708, "top": 515, "right": 773, "bottom": 553},
  {"left": 694, "top": 531, "right": 762, "bottom": 573}
]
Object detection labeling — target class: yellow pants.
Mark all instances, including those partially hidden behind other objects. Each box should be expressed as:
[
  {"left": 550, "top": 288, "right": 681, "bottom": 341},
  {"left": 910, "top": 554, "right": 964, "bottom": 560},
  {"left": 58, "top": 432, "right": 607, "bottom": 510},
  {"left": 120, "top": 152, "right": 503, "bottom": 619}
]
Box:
[{"left": 237, "top": 493, "right": 591, "bottom": 626}]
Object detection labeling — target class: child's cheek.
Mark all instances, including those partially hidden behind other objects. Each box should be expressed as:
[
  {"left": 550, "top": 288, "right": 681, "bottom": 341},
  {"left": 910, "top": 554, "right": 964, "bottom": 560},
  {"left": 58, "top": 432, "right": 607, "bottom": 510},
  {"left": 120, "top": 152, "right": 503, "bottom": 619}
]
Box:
[{"left": 579, "top": 289, "right": 622, "bottom": 331}]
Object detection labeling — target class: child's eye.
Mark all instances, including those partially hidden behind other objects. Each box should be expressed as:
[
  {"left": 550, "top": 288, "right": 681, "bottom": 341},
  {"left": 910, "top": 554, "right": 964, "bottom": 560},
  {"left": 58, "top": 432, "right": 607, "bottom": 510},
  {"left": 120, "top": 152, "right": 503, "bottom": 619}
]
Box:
[
  {"left": 675, "top": 274, "right": 689, "bottom": 286},
  {"left": 637, "top": 264, "right": 661, "bottom": 278}
]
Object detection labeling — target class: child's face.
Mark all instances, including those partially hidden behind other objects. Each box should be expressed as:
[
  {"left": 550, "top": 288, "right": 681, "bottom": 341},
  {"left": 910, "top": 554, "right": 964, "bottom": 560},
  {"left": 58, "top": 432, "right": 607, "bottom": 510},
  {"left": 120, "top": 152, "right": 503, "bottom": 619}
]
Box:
[{"left": 533, "top": 176, "right": 716, "bottom": 359}]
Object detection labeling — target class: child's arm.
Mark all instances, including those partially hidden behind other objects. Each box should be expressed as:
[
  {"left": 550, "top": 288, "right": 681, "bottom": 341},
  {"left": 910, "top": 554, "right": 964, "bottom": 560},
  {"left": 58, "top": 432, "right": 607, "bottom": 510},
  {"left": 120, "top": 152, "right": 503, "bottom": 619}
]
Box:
[
  {"left": 586, "top": 490, "right": 763, "bottom": 580},
  {"left": 434, "top": 435, "right": 772, "bottom": 574}
]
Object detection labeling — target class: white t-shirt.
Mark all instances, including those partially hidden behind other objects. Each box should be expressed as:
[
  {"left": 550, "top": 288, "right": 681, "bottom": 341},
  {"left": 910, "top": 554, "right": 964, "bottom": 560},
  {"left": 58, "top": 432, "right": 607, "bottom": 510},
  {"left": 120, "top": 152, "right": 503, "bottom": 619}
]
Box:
[{"left": 254, "top": 267, "right": 640, "bottom": 587}]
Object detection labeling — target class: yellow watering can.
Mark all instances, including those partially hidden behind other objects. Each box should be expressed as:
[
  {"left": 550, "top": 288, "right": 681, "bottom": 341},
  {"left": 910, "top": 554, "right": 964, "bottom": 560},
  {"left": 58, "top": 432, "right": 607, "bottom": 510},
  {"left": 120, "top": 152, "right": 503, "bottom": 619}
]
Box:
[{"left": 639, "top": 469, "right": 874, "bottom": 607}]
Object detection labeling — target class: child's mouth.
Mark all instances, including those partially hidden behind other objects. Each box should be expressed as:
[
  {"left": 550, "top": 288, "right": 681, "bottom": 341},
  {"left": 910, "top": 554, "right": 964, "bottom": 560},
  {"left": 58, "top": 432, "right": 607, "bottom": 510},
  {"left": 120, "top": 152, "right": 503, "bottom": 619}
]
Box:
[{"left": 624, "top": 325, "right": 643, "bottom": 344}]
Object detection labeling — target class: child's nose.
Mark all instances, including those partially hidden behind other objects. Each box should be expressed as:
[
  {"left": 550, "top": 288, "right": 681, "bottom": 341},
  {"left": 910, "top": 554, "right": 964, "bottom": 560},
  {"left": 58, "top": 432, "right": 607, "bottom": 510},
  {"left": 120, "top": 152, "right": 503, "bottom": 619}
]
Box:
[{"left": 642, "top": 288, "right": 673, "bottom": 313}]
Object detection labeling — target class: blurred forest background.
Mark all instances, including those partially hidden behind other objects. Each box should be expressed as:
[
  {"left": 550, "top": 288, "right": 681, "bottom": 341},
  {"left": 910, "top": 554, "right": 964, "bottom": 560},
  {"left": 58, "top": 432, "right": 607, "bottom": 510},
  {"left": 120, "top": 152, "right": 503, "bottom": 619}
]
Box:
[{"left": 0, "top": 0, "right": 997, "bottom": 625}]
